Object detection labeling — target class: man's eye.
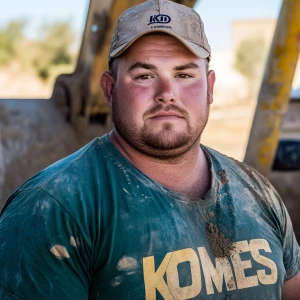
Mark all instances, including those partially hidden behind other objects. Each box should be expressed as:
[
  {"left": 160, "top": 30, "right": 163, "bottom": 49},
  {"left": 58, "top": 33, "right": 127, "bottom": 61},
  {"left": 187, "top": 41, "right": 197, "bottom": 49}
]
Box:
[
  {"left": 176, "top": 74, "right": 192, "bottom": 79},
  {"left": 135, "top": 74, "right": 154, "bottom": 80}
]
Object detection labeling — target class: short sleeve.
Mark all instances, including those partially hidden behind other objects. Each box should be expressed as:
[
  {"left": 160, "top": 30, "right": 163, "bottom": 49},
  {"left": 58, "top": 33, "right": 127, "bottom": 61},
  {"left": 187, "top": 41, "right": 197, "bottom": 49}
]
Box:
[{"left": 0, "top": 189, "right": 92, "bottom": 299}]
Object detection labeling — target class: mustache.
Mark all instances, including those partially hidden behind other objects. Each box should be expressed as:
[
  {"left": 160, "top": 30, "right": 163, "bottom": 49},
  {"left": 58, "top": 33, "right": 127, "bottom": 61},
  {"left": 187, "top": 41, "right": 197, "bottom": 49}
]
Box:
[{"left": 144, "top": 104, "right": 188, "bottom": 118}]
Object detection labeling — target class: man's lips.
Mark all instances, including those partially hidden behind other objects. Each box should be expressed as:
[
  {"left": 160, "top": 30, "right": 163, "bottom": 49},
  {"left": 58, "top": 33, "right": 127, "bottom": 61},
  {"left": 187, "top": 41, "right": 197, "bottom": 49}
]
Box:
[{"left": 148, "top": 111, "right": 184, "bottom": 119}]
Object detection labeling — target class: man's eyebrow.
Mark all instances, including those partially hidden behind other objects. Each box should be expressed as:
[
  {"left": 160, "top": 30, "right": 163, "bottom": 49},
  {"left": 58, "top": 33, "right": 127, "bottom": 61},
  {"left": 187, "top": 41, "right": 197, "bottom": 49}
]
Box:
[
  {"left": 174, "top": 62, "right": 200, "bottom": 71},
  {"left": 128, "top": 62, "right": 157, "bottom": 72}
]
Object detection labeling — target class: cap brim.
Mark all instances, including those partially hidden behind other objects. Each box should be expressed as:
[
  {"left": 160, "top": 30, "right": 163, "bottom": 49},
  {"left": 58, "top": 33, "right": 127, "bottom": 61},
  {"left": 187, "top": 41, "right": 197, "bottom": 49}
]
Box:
[{"left": 110, "top": 29, "right": 210, "bottom": 61}]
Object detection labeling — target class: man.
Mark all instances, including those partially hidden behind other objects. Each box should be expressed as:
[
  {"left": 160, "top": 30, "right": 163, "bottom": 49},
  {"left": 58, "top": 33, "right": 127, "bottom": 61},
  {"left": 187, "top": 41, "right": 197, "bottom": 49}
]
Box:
[{"left": 0, "top": 0, "right": 299, "bottom": 299}]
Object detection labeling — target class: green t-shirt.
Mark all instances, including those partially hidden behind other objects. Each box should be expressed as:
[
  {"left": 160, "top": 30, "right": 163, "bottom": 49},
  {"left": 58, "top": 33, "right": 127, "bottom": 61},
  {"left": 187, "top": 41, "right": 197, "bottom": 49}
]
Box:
[{"left": 1, "top": 135, "right": 299, "bottom": 299}]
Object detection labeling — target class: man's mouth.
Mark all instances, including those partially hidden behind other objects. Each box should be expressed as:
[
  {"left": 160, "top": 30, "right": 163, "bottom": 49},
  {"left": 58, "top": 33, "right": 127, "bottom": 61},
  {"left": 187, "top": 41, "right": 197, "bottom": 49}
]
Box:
[{"left": 150, "top": 111, "right": 183, "bottom": 119}]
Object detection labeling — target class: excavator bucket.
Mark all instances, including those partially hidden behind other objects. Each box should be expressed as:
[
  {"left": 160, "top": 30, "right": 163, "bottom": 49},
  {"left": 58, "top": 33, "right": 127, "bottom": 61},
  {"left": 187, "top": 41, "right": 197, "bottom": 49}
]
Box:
[{"left": 0, "top": 0, "right": 197, "bottom": 205}]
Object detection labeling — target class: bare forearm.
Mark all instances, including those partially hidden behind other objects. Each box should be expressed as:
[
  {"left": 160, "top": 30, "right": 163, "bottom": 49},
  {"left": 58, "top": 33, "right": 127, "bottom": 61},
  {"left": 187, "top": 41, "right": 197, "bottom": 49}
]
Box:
[{"left": 282, "top": 272, "right": 300, "bottom": 300}]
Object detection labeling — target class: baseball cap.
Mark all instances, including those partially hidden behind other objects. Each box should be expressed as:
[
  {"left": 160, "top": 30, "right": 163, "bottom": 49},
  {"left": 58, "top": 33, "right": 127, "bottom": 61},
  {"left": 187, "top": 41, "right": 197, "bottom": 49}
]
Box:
[{"left": 109, "top": 0, "right": 211, "bottom": 62}]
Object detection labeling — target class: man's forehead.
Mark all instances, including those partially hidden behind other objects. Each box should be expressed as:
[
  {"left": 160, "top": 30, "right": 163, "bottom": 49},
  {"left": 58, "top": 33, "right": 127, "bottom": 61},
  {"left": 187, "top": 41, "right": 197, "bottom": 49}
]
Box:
[{"left": 127, "top": 61, "right": 203, "bottom": 72}]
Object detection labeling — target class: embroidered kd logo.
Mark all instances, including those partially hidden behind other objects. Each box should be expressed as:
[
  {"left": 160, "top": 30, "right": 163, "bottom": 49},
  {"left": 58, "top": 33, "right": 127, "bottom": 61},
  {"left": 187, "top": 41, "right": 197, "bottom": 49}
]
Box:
[{"left": 148, "top": 14, "right": 171, "bottom": 25}]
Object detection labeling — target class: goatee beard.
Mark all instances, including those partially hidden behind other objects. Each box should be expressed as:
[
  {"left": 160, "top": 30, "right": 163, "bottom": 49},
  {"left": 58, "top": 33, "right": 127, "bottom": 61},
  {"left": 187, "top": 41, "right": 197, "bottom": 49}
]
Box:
[{"left": 111, "top": 93, "right": 210, "bottom": 160}]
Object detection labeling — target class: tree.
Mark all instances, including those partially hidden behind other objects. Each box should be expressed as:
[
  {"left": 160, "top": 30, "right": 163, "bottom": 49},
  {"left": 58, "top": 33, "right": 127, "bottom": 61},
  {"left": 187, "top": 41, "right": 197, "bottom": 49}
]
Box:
[
  {"left": 0, "top": 19, "right": 76, "bottom": 81},
  {"left": 32, "top": 21, "right": 75, "bottom": 79},
  {"left": 0, "top": 20, "right": 26, "bottom": 65},
  {"left": 234, "top": 37, "right": 268, "bottom": 98}
]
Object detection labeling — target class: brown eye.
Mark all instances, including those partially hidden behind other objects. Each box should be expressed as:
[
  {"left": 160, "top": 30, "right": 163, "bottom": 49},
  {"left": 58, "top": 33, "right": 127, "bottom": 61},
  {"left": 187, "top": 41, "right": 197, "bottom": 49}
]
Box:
[
  {"left": 136, "top": 74, "right": 154, "bottom": 80},
  {"left": 176, "top": 74, "right": 192, "bottom": 79}
]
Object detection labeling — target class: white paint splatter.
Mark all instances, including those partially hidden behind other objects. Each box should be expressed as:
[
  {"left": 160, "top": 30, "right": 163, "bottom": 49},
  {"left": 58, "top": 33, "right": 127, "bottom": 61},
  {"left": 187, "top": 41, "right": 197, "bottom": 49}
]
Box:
[
  {"left": 70, "top": 236, "right": 80, "bottom": 248},
  {"left": 40, "top": 201, "right": 50, "bottom": 211},
  {"left": 127, "top": 270, "right": 137, "bottom": 275},
  {"left": 50, "top": 245, "right": 70, "bottom": 259},
  {"left": 123, "top": 188, "right": 130, "bottom": 195},
  {"left": 125, "top": 224, "right": 133, "bottom": 231},
  {"left": 117, "top": 256, "right": 138, "bottom": 271},
  {"left": 110, "top": 276, "right": 124, "bottom": 287}
]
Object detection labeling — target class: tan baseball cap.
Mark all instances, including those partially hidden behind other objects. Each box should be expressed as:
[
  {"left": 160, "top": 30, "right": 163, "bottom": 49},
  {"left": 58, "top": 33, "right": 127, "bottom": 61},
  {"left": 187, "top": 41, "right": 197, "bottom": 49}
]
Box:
[{"left": 109, "top": 0, "right": 211, "bottom": 62}]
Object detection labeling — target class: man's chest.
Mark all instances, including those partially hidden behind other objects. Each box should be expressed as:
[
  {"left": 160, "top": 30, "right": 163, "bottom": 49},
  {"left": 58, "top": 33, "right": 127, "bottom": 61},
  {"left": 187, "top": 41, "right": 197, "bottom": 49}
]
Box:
[{"left": 90, "top": 189, "right": 285, "bottom": 299}]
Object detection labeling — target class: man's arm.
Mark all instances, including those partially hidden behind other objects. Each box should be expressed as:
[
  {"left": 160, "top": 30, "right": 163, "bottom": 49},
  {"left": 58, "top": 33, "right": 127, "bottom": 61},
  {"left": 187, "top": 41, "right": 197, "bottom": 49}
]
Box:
[
  {"left": 0, "top": 189, "right": 91, "bottom": 299},
  {"left": 282, "top": 271, "right": 300, "bottom": 300}
]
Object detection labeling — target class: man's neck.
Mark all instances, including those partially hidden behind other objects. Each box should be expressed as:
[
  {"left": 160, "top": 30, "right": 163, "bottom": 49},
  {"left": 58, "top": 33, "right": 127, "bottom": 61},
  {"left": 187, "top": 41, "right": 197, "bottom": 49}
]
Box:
[{"left": 108, "top": 130, "right": 211, "bottom": 199}]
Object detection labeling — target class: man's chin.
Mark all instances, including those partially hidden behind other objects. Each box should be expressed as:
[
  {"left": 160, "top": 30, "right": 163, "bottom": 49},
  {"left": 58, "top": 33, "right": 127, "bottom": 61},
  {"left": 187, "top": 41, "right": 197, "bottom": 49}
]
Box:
[{"left": 141, "top": 130, "right": 192, "bottom": 151}]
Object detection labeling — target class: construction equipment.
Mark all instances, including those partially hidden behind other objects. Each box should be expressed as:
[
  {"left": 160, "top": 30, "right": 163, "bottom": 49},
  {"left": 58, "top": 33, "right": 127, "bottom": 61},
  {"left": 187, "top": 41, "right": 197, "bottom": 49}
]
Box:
[
  {"left": 1, "top": 0, "right": 300, "bottom": 241},
  {"left": 0, "top": 0, "right": 196, "bottom": 204},
  {"left": 244, "top": 0, "right": 300, "bottom": 239}
]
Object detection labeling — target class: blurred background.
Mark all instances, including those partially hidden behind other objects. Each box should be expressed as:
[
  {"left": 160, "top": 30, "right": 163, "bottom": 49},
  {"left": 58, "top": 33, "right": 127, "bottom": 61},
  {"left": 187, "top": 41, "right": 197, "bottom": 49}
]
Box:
[
  {"left": 0, "top": 0, "right": 87, "bottom": 99},
  {"left": 1, "top": 0, "right": 292, "bottom": 159},
  {"left": 1, "top": 0, "right": 300, "bottom": 238}
]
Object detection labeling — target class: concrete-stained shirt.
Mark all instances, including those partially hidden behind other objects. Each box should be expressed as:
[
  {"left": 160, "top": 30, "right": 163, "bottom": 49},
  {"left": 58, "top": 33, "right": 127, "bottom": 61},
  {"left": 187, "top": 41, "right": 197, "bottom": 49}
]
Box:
[{"left": 0, "top": 134, "right": 299, "bottom": 299}]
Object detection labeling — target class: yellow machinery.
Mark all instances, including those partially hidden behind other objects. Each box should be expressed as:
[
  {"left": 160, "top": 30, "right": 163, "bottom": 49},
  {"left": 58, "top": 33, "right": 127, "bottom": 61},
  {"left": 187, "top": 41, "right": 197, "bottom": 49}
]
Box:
[
  {"left": 244, "top": 0, "right": 300, "bottom": 239},
  {"left": 0, "top": 0, "right": 197, "bottom": 204},
  {"left": 0, "top": 0, "right": 300, "bottom": 240}
]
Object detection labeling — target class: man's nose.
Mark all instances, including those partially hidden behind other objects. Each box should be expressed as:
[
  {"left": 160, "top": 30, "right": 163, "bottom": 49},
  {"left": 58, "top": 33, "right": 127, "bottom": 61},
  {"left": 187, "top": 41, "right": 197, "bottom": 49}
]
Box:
[{"left": 154, "top": 77, "right": 177, "bottom": 104}]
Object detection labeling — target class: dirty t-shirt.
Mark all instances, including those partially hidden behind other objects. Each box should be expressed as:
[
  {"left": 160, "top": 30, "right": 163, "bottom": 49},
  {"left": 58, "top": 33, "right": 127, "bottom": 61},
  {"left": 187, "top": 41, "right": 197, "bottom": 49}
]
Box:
[{"left": 0, "top": 135, "right": 299, "bottom": 300}]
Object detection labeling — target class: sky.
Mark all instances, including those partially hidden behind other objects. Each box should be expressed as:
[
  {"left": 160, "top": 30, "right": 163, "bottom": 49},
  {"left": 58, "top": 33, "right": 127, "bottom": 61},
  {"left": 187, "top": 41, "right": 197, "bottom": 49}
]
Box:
[{"left": 0, "top": 0, "right": 282, "bottom": 50}]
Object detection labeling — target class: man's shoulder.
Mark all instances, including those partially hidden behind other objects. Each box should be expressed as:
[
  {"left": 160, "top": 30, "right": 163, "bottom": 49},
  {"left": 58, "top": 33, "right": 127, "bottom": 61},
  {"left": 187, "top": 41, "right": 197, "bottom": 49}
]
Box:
[
  {"left": 12, "top": 135, "right": 111, "bottom": 198},
  {"left": 202, "top": 145, "right": 275, "bottom": 192},
  {"left": 1, "top": 136, "right": 114, "bottom": 234}
]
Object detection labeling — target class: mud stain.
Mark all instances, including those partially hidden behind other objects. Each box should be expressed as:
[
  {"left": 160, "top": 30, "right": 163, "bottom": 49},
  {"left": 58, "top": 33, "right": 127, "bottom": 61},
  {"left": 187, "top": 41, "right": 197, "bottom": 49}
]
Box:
[
  {"left": 218, "top": 169, "right": 229, "bottom": 184},
  {"left": 226, "top": 276, "right": 236, "bottom": 290},
  {"left": 232, "top": 158, "right": 271, "bottom": 188},
  {"left": 206, "top": 223, "right": 235, "bottom": 258},
  {"left": 231, "top": 158, "right": 274, "bottom": 208},
  {"left": 207, "top": 211, "right": 215, "bottom": 218}
]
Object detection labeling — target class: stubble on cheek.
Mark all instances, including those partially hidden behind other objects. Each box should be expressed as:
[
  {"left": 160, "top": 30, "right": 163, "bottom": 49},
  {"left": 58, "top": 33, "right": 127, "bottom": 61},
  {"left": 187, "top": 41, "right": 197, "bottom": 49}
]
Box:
[{"left": 111, "top": 88, "right": 211, "bottom": 159}]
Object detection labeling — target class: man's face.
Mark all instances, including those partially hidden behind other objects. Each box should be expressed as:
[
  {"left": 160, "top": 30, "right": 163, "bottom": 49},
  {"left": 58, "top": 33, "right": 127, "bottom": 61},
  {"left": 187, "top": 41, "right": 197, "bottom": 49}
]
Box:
[{"left": 103, "top": 34, "right": 215, "bottom": 159}]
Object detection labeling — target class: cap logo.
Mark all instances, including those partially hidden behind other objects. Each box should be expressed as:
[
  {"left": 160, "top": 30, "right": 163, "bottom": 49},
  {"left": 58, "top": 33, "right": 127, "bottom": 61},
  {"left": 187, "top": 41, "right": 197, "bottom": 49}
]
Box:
[{"left": 148, "top": 14, "right": 171, "bottom": 25}]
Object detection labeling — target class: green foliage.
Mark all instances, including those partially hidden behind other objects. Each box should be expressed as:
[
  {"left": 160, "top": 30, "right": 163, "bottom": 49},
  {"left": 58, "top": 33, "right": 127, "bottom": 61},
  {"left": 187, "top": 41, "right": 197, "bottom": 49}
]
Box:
[
  {"left": 0, "top": 20, "right": 26, "bottom": 65},
  {"left": 32, "top": 21, "right": 75, "bottom": 80},
  {"left": 0, "top": 19, "right": 76, "bottom": 80},
  {"left": 0, "top": 32, "right": 14, "bottom": 64},
  {"left": 6, "top": 20, "right": 27, "bottom": 41},
  {"left": 234, "top": 37, "right": 268, "bottom": 96}
]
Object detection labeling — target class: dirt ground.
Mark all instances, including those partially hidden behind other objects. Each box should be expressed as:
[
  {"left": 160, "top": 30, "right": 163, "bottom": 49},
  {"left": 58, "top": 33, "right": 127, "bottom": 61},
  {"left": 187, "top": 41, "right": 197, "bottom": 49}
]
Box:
[
  {"left": 0, "top": 64, "right": 53, "bottom": 99},
  {"left": 202, "top": 103, "right": 256, "bottom": 161}
]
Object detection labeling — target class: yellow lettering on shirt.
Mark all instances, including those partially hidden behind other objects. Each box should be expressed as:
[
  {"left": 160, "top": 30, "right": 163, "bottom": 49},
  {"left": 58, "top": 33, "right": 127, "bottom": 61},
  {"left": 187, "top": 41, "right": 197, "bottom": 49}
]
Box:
[
  {"left": 142, "top": 239, "right": 278, "bottom": 298},
  {"left": 198, "top": 247, "right": 236, "bottom": 294},
  {"left": 249, "top": 239, "right": 278, "bottom": 284},
  {"left": 231, "top": 241, "right": 259, "bottom": 289},
  {"left": 143, "top": 252, "right": 173, "bottom": 300},
  {"left": 166, "top": 248, "right": 202, "bottom": 299}
]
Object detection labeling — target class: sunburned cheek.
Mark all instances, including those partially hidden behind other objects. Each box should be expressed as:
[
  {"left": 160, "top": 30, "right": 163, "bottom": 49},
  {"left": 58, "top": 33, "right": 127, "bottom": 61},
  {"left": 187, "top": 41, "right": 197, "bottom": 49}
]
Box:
[
  {"left": 181, "top": 82, "right": 207, "bottom": 103},
  {"left": 127, "top": 85, "right": 153, "bottom": 101}
]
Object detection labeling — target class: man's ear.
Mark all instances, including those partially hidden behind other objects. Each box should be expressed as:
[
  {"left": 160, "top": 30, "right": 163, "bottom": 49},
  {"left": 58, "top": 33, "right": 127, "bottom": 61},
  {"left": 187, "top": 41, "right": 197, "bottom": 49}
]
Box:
[
  {"left": 100, "top": 71, "right": 115, "bottom": 108},
  {"left": 207, "top": 70, "right": 216, "bottom": 105}
]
